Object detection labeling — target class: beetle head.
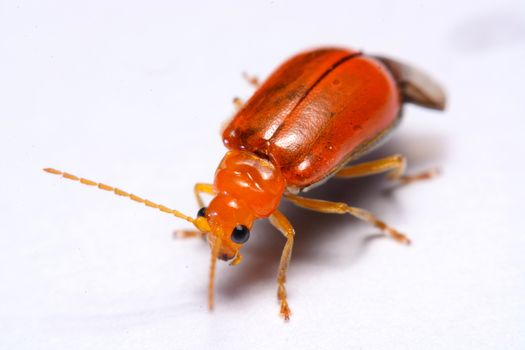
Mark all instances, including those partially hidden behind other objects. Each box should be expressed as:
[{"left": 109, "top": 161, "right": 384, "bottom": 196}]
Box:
[
  {"left": 191, "top": 193, "right": 256, "bottom": 310},
  {"left": 202, "top": 193, "right": 255, "bottom": 264}
]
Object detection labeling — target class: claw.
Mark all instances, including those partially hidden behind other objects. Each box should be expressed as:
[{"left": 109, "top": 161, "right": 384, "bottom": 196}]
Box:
[{"left": 280, "top": 300, "right": 291, "bottom": 321}]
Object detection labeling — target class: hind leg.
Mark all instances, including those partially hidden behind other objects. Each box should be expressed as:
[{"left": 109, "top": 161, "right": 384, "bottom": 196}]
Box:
[{"left": 334, "top": 154, "right": 438, "bottom": 186}]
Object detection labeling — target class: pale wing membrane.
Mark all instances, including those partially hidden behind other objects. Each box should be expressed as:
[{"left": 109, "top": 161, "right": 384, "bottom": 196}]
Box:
[{"left": 375, "top": 56, "right": 446, "bottom": 111}]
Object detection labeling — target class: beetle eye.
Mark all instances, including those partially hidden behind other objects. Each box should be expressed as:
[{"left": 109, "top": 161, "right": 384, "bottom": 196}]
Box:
[
  {"left": 231, "top": 225, "right": 250, "bottom": 244},
  {"left": 197, "top": 207, "right": 207, "bottom": 218}
]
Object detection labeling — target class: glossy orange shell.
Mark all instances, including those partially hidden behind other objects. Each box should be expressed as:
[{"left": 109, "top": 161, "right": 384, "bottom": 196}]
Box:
[{"left": 223, "top": 48, "right": 401, "bottom": 189}]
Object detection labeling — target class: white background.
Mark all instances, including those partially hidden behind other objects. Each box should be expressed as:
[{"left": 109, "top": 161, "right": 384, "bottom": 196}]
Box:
[{"left": 1, "top": 1, "right": 524, "bottom": 349}]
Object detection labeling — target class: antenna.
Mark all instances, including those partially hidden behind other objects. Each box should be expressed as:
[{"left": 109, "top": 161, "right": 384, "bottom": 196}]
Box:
[
  {"left": 208, "top": 236, "right": 222, "bottom": 311},
  {"left": 43, "top": 168, "right": 195, "bottom": 224}
]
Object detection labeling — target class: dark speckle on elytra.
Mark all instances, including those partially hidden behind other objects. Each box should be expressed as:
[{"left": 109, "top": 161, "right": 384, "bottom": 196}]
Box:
[
  {"left": 286, "top": 89, "right": 304, "bottom": 101},
  {"left": 332, "top": 79, "right": 341, "bottom": 86},
  {"left": 353, "top": 124, "right": 363, "bottom": 131}
]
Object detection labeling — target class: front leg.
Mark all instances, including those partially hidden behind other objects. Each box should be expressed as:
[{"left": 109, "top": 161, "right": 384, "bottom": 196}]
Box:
[
  {"left": 194, "top": 182, "right": 214, "bottom": 209},
  {"left": 269, "top": 210, "right": 295, "bottom": 321},
  {"left": 174, "top": 183, "right": 214, "bottom": 239}
]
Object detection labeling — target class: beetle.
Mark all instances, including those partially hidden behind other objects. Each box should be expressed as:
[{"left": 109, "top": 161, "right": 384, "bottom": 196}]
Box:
[{"left": 44, "top": 47, "right": 446, "bottom": 320}]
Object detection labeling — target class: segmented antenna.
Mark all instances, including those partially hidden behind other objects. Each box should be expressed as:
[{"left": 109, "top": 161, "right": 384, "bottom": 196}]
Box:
[
  {"left": 209, "top": 236, "right": 222, "bottom": 311},
  {"left": 43, "top": 168, "right": 195, "bottom": 224}
]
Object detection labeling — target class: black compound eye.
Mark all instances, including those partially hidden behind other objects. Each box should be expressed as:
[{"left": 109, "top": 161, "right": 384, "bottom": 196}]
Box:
[
  {"left": 197, "top": 207, "right": 207, "bottom": 218},
  {"left": 231, "top": 225, "right": 250, "bottom": 244}
]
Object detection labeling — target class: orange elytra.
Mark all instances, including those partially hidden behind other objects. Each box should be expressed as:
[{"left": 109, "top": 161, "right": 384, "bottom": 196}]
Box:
[{"left": 44, "top": 47, "right": 446, "bottom": 320}]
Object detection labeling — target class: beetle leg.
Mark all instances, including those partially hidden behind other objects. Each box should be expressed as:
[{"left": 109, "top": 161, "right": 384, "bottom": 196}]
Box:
[
  {"left": 269, "top": 210, "right": 295, "bottom": 321},
  {"left": 232, "top": 74, "right": 259, "bottom": 112},
  {"left": 242, "top": 72, "right": 260, "bottom": 88},
  {"left": 232, "top": 97, "right": 244, "bottom": 112},
  {"left": 334, "top": 154, "right": 438, "bottom": 186},
  {"left": 173, "top": 183, "right": 215, "bottom": 240},
  {"left": 194, "top": 183, "right": 215, "bottom": 209},
  {"left": 284, "top": 193, "right": 410, "bottom": 244}
]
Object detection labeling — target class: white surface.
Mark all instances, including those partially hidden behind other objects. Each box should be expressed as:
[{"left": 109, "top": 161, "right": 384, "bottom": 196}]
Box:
[{"left": 1, "top": 1, "right": 525, "bottom": 349}]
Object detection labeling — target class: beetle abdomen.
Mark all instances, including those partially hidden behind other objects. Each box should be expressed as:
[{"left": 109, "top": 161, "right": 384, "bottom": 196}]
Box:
[{"left": 223, "top": 48, "right": 401, "bottom": 189}]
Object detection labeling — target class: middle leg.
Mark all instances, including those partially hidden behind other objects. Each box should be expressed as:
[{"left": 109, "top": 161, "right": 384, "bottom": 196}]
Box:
[
  {"left": 285, "top": 193, "right": 410, "bottom": 244},
  {"left": 232, "top": 73, "right": 261, "bottom": 112}
]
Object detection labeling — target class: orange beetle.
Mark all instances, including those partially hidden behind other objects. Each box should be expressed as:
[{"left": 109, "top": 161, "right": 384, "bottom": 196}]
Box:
[{"left": 45, "top": 47, "right": 446, "bottom": 320}]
